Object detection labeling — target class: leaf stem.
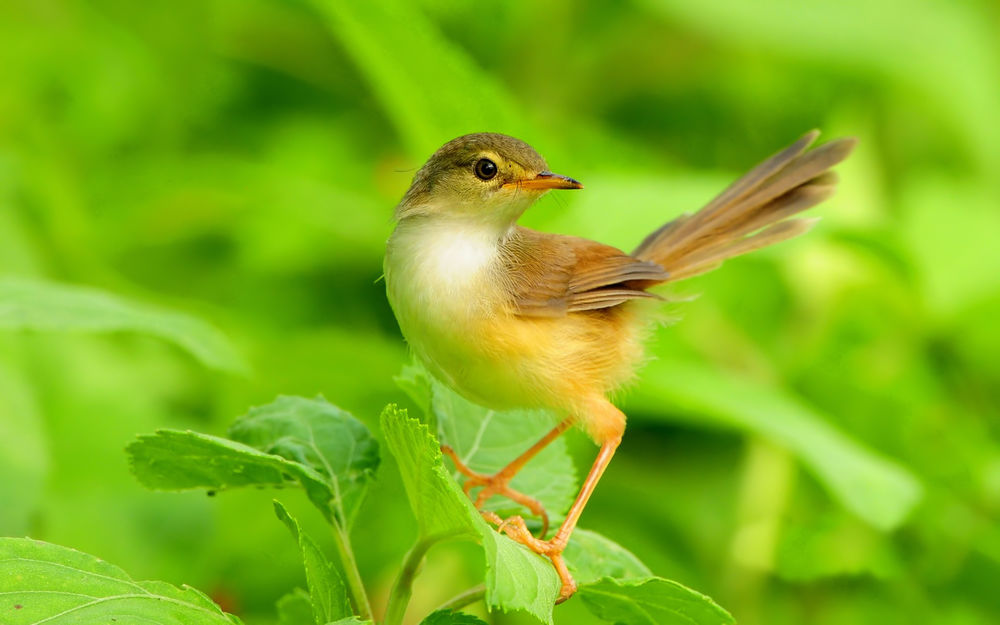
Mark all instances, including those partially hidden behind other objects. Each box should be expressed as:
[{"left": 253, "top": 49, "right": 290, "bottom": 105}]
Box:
[
  {"left": 330, "top": 522, "right": 373, "bottom": 621},
  {"left": 436, "top": 584, "right": 486, "bottom": 613},
  {"left": 383, "top": 537, "right": 437, "bottom": 625}
]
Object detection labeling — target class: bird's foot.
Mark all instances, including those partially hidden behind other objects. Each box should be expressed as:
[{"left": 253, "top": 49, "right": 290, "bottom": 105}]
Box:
[
  {"left": 441, "top": 445, "right": 550, "bottom": 537},
  {"left": 493, "top": 514, "right": 577, "bottom": 603}
]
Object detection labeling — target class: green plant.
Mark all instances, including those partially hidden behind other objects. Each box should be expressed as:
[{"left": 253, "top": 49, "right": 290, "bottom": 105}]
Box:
[{"left": 2, "top": 388, "right": 735, "bottom": 625}]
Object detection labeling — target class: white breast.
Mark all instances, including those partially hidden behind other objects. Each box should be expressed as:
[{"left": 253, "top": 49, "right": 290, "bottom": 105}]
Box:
[
  {"left": 411, "top": 222, "right": 497, "bottom": 291},
  {"left": 384, "top": 219, "right": 507, "bottom": 373}
]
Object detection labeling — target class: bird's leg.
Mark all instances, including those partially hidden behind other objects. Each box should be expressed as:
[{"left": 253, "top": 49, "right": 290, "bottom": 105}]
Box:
[
  {"left": 441, "top": 418, "right": 573, "bottom": 537},
  {"left": 496, "top": 398, "right": 625, "bottom": 603},
  {"left": 495, "top": 435, "right": 621, "bottom": 602}
]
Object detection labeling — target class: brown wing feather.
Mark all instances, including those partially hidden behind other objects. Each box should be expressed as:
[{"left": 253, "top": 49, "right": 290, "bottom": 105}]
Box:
[{"left": 503, "top": 227, "right": 668, "bottom": 318}]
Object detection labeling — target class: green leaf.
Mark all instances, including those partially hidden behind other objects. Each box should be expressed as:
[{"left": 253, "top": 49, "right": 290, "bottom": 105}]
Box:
[
  {"left": 0, "top": 277, "right": 246, "bottom": 373},
  {"left": 277, "top": 588, "right": 314, "bottom": 625},
  {"left": 421, "top": 609, "right": 489, "bottom": 625},
  {"left": 628, "top": 359, "right": 923, "bottom": 529},
  {"left": 563, "top": 529, "right": 652, "bottom": 587},
  {"left": 313, "top": 0, "right": 524, "bottom": 157},
  {"left": 381, "top": 404, "right": 561, "bottom": 625},
  {"left": 275, "top": 501, "right": 351, "bottom": 624},
  {"left": 231, "top": 396, "right": 380, "bottom": 526},
  {"left": 0, "top": 537, "right": 241, "bottom": 624},
  {"left": 394, "top": 360, "right": 434, "bottom": 428},
  {"left": 577, "top": 577, "right": 734, "bottom": 625},
  {"left": 127, "top": 396, "right": 379, "bottom": 526},
  {"left": 397, "top": 361, "right": 577, "bottom": 524},
  {"left": 127, "top": 429, "right": 338, "bottom": 520}
]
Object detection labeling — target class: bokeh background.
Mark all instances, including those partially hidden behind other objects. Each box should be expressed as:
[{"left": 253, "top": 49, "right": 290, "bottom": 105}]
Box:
[{"left": 2, "top": 1, "right": 999, "bottom": 624}]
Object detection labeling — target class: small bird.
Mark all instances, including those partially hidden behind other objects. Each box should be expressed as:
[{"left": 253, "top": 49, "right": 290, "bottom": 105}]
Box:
[{"left": 384, "top": 131, "right": 855, "bottom": 601}]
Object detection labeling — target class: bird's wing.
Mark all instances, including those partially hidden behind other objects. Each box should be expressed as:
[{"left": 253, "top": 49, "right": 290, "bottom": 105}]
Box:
[{"left": 504, "top": 227, "right": 669, "bottom": 317}]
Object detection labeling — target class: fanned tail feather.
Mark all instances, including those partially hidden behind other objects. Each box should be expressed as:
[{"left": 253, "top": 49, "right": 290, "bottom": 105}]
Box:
[{"left": 632, "top": 131, "right": 857, "bottom": 282}]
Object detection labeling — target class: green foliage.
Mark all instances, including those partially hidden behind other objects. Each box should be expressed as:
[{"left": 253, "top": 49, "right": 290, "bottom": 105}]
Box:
[
  {"left": 0, "top": 362, "right": 46, "bottom": 534},
  {"left": 397, "top": 361, "right": 577, "bottom": 523},
  {"left": 314, "top": 0, "right": 523, "bottom": 156},
  {"left": 127, "top": 396, "right": 379, "bottom": 526},
  {"left": 421, "top": 610, "right": 489, "bottom": 625},
  {"left": 119, "top": 397, "right": 714, "bottom": 624},
  {"left": 563, "top": 530, "right": 652, "bottom": 586},
  {"left": 578, "top": 578, "right": 734, "bottom": 625},
  {"left": 629, "top": 359, "right": 922, "bottom": 529},
  {"left": 277, "top": 589, "right": 315, "bottom": 625},
  {"left": 0, "top": 277, "right": 245, "bottom": 373},
  {"left": 0, "top": 537, "right": 241, "bottom": 625},
  {"left": 230, "top": 396, "right": 381, "bottom": 527},
  {"left": 382, "top": 403, "right": 726, "bottom": 625},
  {"left": 275, "top": 501, "right": 351, "bottom": 624},
  {"left": 381, "top": 404, "right": 562, "bottom": 623}
]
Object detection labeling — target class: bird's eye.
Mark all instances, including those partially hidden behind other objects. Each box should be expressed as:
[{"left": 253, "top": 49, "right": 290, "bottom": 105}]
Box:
[{"left": 474, "top": 158, "right": 498, "bottom": 181}]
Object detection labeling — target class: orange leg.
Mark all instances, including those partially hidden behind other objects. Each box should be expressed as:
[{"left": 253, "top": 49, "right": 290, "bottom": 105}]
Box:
[
  {"left": 442, "top": 419, "right": 572, "bottom": 537},
  {"left": 497, "top": 435, "right": 621, "bottom": 602}
]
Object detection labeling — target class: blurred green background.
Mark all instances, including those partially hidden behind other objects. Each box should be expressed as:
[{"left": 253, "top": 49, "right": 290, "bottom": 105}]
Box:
[{"left": 2, "top": 0, "right": 999, "bottom": 623}]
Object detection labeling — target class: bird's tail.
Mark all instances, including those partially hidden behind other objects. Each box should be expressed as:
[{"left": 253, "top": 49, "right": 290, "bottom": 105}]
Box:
[{"left": 632, "top": 131, "right": 857, "bottom": 282}]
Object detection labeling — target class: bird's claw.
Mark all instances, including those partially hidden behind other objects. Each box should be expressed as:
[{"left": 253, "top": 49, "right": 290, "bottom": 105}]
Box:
[
  {"left": 441, "top": 445, "right": 551, "bottom": 537},
  {"left": 494, "top": 515, "right": 577, "bottom": 602},
  {"left": 497, "top": 515, "right": 549, "bottom": 552}
]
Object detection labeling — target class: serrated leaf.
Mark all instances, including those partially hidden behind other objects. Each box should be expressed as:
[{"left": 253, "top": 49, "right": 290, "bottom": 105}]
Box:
[
  {"left": 0, "top": 277, "right": 246, "bottom": 373},
  {"left": 0, "top": 537, "right": 242, "bottom": 624},
  {"left": 396, "top": 361, "right": 577, "bottom": 525},
  {"left": 629, "top": 359, "right": 923, "bottom": 529},
  {"left": 277, "top": 588, "right": 314, "bottom": 625},
  {"left": 230, "top": 396, "right": 380, "bottom": 526},
  {"left": 275, "top": 501, "right": 351, "bottom": 624},
  {"left": 394, "top": 360, "right": 434, "bottom": 429},
  {"left": 127, "top": 429, "right": 338, "bottom": 521},
  {"left": 421, "top": 609, "right": 489, "bottom": 625},
  {"left": 563, "top": 529, "right": 652, "bottom": 586},
  {"left": 127, "top": 396, "right": 379, "bottom": 526},
  {"left": 381, "top": 405, "right": 560, "bottom": 625},
  {"left": 577, "top": 577, "right": 734, "bottom": 625}
]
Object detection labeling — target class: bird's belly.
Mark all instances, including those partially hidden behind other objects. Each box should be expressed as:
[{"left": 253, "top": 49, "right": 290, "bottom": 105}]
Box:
[{"left": 392, "top": 288, "right": 645, "bottom": 413}]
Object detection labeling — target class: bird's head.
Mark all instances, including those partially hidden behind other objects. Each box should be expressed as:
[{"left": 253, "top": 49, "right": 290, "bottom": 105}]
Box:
[{"left": 395, "top": 133, "right": 582, "bottom": 227}]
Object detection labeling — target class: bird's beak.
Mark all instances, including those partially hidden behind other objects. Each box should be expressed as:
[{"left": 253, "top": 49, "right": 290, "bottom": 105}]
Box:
[{"left": 504, "top": 171, "right": 583, "bottom": 190}]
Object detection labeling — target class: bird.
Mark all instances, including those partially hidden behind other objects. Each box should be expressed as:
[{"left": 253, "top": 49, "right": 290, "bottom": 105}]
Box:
[{"left": 383, "top": 130, "right": 856, "bottom": 601}]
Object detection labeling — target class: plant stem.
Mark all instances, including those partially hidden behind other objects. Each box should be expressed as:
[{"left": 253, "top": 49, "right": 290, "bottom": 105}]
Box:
[
  {"left": 383, "top": 537, "right": 437, "bottom": 625},
  {"left": 436, "top": 584, "right": 486, "bottom": 613},
  {"left": 330, "top": 521, "right": 373, "bottom": 621}
]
